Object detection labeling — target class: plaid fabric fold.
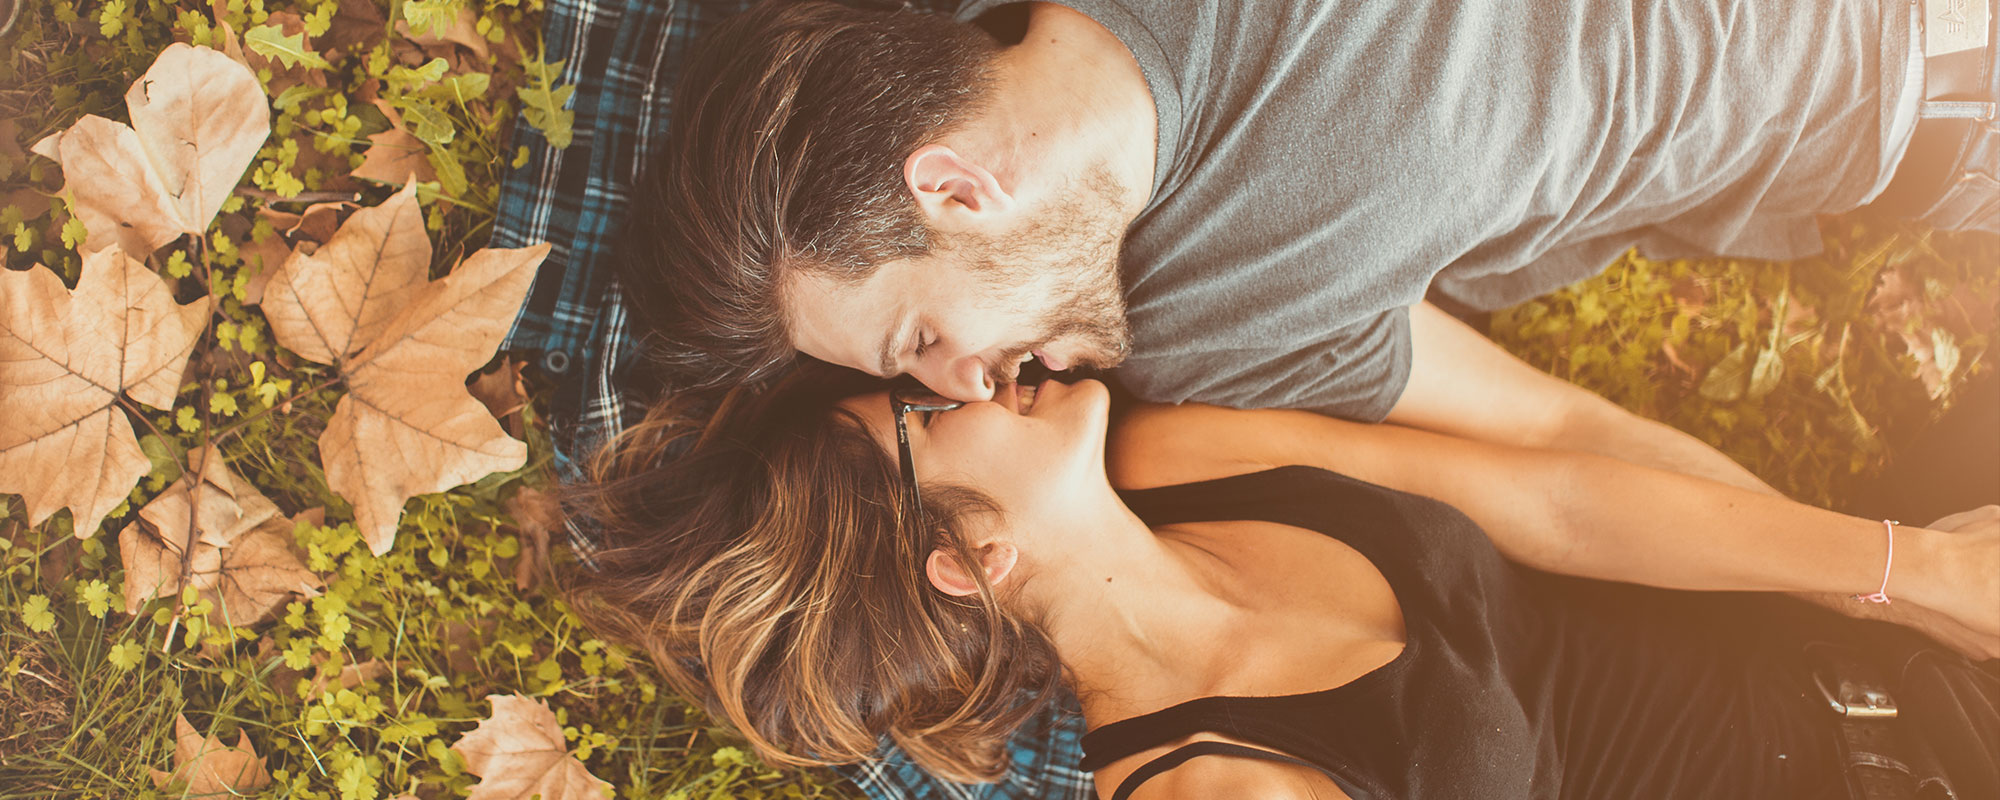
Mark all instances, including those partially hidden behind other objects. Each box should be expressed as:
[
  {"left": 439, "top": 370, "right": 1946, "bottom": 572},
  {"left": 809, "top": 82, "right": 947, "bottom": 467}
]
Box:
[{"left": 490, "top": 0, "right": 1094, "bottom": 796}]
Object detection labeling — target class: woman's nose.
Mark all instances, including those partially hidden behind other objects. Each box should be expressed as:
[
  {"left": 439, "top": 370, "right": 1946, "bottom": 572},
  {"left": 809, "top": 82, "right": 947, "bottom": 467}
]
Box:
[{"left": 913, "top": 355, "right": 995, "bottom": 402}]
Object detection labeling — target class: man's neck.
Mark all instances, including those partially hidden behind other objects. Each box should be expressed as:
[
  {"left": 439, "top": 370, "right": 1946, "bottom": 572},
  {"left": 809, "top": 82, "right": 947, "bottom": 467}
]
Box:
[{"left": 960, "top": 2, "right": 1157, "bottom": 218}]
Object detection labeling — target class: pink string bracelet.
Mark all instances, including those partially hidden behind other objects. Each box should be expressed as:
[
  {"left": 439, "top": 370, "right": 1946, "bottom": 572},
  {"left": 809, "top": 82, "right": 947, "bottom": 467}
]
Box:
[{"left": 1854, "top": 519, "right": 1897, "bottom": 604}]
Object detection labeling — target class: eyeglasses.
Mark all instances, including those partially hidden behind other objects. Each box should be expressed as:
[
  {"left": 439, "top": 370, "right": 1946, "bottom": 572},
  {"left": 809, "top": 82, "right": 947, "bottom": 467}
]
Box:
[{"left": 891, "top": 387, "right": 964, "bottom": 526}]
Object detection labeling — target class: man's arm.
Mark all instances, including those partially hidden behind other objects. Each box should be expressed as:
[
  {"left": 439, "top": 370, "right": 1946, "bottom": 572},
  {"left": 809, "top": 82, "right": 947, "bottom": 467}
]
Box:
[{"left": 1387, "top": 301, "right": 1778, "bottom": 494}]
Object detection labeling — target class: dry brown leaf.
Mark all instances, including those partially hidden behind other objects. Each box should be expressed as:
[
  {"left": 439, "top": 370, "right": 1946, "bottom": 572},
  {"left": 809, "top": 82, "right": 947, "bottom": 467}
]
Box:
[
  {"left": 239, "top": 232, "right": 294, "bottom": 306},
  {"left": 453, "top": 695, "right": 612, "bottom": 800},
  {"left": 505, "top": 486, "right": 559, "bottom": 590},
  {"left": 442, "top": 618, "right": 493, "bottom": 675},
  {"left": 0, "top": 249, "right": 211, "bottom": 537},
  {"left": 322, "top": 0, "right": 389, "bottom": 57},
  {"left": 353, "top": 101, "right": 436, "bottom": 185},
  {"left": 213, "top": 19, "right": 249, "bottom": 67},
  {"left": 396, "top": 4, "right": 491, "bottom": 61},
  {"left": 0, "top": 119, "right": 22, "bottom": 165},
  {"left": 148, "top": 714, "right": 273, "bottom": 796},
  {"left": 260, "top": 182, "right": 430, "bottom": 365},
  {"left": 4, "top": 187, "right": 52, "bottom": 220},
  {"left": 31, "top": 44, "right": 269, "bottom": 258},
  {"left": 255, "top": 183, "right": 549, "bottom": 553},
  {"left": 304, "top": 658, "right": 396, "bottom": 699},
  {"left": 295, "top": 201, "right": 353, "bottom": 244},
  {"left": 468, "top": 357, "right": 528, "bottom": 436},
  {"left": 119, "top": 447, "right": 323, "bottom": 623},
  {"left": 319, "top": 244, "right": 546, "bottom": 553}
]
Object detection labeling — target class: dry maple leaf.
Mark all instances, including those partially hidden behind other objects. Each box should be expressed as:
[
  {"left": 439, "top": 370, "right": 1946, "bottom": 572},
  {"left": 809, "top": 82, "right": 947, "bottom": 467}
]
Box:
[
  {"left": 119, "top": 446, "right": 323, "bottom": 624},
  {"left": 30, "top": 44, "right": 269, "bottom": 258},
  {"left": 148, "top": 714, "right": 273, "bottom": 796},
  {"left": 353, "top": 101, "right": 438, "bottom": 186},
  {"left": 0, "top": 248, "right": 211, "bottom": 537},
  {"left": 259, "top": 182, "right": 429, "bottom": 364},
  {"left": 453, "top": 695, "right": 612, "bottom": 800},
  {"left": 256, "top": 183, "right": 550, "bottom": 553}
]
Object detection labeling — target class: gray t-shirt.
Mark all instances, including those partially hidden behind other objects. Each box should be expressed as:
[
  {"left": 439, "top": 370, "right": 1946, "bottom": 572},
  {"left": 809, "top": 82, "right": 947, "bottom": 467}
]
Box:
[{"left": 954, "top": 0, "right": 1913, "bottom": 420}]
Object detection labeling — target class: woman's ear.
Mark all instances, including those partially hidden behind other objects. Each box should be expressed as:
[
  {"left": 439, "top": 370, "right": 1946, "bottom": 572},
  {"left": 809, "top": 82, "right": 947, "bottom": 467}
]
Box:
[
  {"left": 925, "top": 541, "right": 1020, "bottom": 597},
  {"left": 905, "top": 144, "right": 1014, "bottom": 225}
]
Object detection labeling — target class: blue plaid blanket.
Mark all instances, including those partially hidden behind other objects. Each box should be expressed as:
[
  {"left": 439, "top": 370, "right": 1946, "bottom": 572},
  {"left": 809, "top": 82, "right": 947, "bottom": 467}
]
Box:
[{"left": 488, "top": 0, "right": 1093, "bottom": 797}]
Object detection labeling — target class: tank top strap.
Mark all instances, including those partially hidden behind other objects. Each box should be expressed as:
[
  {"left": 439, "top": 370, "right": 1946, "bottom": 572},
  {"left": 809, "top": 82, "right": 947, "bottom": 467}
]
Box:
[
  {"left": 1108, "top": 741, "right": 1343, "bottom": 800},
  {"left": 1080, "top": 698, "right": 1236, "bottom": 771}
]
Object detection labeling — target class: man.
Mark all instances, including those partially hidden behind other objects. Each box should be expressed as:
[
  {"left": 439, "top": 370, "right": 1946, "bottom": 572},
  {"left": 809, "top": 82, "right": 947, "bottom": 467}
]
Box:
[{"left": 620, "top": 0, "right": 1991, "bottom": 498}]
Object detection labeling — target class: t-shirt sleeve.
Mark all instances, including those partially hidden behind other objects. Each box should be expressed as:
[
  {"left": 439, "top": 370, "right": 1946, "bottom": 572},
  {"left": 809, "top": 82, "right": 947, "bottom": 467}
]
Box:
[{"left": 1112, "top": 306, "right": 1412, "bottom": 422}]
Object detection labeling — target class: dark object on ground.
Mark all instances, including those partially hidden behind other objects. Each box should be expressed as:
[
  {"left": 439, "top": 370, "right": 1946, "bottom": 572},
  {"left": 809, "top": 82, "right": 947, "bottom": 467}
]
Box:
[{"left": 1854, "top": 372, "right": 2000, "bottom": 525}]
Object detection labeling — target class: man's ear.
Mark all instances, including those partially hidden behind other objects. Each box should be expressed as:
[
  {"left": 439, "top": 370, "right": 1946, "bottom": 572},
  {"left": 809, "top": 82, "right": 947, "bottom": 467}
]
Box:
[
  {"left": 905, "top": 144, "right": 1014, "bottom": 225},
  {"left": 925, "top": 541, "right": 1020, "bottom": 597}
]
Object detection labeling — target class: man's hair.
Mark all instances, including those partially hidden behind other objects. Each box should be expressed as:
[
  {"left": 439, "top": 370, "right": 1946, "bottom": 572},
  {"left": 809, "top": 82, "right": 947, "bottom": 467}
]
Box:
[
  {"left": 565, "top": 365, "right": 1065, "bottom": 782},
  {"left": 618, "top": 0, "right": 998, "bottom": 388}
]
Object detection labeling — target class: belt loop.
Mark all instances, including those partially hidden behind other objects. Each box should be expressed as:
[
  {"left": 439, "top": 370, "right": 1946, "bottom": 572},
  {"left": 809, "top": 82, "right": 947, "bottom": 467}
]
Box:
[{"left": 1919, "top": 99, "right": 1999, "bottom": 120}]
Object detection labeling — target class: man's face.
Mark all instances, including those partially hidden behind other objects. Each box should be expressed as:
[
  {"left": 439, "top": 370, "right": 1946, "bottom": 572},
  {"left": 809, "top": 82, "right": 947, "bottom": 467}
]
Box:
[{"left": 785, "top": 174, "right": 1132, "bottom": 401}]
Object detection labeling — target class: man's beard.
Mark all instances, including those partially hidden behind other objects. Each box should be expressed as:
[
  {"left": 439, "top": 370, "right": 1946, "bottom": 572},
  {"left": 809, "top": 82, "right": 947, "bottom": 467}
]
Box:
[{"left": 957, "top": 167, "right": 1134, "bottom": 384}]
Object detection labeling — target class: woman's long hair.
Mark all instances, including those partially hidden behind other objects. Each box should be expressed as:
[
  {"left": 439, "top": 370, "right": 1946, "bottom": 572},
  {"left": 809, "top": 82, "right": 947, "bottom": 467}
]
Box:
[{"left": 564, "top": 369, "right": 1066, "bottom": 782}]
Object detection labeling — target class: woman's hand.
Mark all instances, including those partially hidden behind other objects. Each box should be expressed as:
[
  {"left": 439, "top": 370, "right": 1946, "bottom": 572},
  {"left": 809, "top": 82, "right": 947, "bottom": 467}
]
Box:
[{"left": 1894, "top": 506, "right": 2000, "bottom": 661}]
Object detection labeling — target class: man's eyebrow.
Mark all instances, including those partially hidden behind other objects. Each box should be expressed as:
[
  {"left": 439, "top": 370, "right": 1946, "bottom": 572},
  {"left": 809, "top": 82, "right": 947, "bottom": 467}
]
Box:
[{"left": 876, "top": 327, "right": 900, "bottom": 378}]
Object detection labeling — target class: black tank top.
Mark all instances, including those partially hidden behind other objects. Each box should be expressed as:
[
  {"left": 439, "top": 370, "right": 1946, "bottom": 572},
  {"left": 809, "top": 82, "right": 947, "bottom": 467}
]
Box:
[{"left": 1081, "top": 466, "right": 1854, "bottom": 799}]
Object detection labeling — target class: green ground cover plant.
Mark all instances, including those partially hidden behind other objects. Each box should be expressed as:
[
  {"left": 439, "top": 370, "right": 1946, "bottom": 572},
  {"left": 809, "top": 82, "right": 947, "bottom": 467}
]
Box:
[{"left": 0, "top": 1, "right": 1993, "bottom": 798}]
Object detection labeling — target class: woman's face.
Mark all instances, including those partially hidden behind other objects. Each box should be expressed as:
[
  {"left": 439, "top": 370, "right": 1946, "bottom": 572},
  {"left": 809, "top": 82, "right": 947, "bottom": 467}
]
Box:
[{"left": 841, "top": 378, "right": 1116, "bottom": 541}]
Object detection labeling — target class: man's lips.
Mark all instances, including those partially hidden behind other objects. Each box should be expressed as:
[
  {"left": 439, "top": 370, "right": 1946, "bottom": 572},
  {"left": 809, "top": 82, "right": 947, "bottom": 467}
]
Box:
[{"left": 1033, "top": 349, "right": 1069, "bottom": 371}]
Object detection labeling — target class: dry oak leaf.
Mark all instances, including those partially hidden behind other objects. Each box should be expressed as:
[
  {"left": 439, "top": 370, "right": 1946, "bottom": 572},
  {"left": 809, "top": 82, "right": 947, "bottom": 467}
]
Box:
[
  {"left": 0, "top": 248, "right": 211, "bottom": 537},
  {"left": 256, "top": 182, "right": 550, "bottom": 553},
  {"left": 118, "top": 446, "right": 322, "bottom": 623},
  {"left": 148, "top": 714, "right": 273, "bottom": 796},
  {"left": 453, "top": 695, "right": 613, "bottom": 800},
  {"left": 30, "top": 44, "right": 269, "bottom": 259}
]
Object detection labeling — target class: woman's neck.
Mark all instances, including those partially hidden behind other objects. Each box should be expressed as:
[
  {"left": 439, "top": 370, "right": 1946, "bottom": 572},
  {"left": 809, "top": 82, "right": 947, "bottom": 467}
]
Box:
[{"left": 1021, "top": 510, "right": 1276, "bottom": 723}]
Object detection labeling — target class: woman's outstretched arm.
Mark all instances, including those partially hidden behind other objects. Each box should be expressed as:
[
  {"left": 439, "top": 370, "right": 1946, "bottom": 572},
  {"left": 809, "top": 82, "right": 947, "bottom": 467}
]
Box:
[{"left": 1108, "top": 403, "right": 2000, "bottom": 654}]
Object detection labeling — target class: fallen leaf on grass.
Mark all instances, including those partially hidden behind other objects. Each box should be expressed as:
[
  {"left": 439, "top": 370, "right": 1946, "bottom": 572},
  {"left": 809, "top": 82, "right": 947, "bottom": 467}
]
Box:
[
  {"left": 0, "top": 249, "right": 211, "bottom": 537},
  {"left": 505, "top": 486, "right": 559, "bottom": 590},
  {"left": 353, "top": 101, "right": 437, "bottom": 185},
  {"left": 3, "top": 188, "right": 52, "bottom": 224},
  {"left": 304, "top": 658, "right": 396, "bottom": 700},
  {"left": 453, "top": 695, "right": 612, "bottom": 800},
  {"left": 443, "top": 618, "right": 495, "bottom": 675},
  {"left": 148, "top": 714, "right": 273, "bottom": 796},
  {"left": 397, "top": 0, "right": 491, "bottom": 61},
  {"left": 119, "top": 446, "right": 322, "bottom": 624},
  {"left": 322, "top": 0, "right": 389, "bottom": 57},
  {"left": 255, "top": 182, "right": 550, "bottom": 553},
  {"left": 0, "top": 119, "right": 23, "bottom": 167},
  {"left": 260, "top": 182, "right": 430, "bottom": 364},
  {"left": 468, "top": 356, "right": 528, "bottom": 436},
  {"left": 30, "top": 44, "right": 269, "bottom": 258}
]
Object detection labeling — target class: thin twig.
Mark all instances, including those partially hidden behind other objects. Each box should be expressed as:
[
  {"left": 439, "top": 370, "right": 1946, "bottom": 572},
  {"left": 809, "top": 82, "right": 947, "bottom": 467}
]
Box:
[{"left": 234, "top": 187, "right": 363, "bottom": 205}]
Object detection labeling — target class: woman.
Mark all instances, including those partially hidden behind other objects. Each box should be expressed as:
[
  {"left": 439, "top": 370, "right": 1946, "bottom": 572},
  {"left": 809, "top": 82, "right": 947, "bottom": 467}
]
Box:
[{"left": 567, "top": 371, "right": 2000, "bottom": 799}]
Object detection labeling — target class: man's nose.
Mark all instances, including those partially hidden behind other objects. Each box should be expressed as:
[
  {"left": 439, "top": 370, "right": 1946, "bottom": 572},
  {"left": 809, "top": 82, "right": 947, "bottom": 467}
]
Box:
[{"left": 912, "top": 355, "right": 995, "bottom": 402}]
